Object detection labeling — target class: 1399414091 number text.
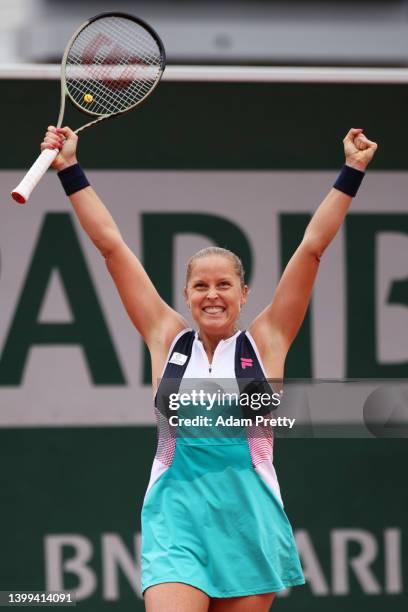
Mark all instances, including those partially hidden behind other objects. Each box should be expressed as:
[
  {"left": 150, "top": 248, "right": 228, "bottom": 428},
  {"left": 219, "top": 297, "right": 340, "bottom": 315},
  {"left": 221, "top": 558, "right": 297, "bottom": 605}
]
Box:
[{"left": 0, "top": 592, "right": 74, "bottom": 606}]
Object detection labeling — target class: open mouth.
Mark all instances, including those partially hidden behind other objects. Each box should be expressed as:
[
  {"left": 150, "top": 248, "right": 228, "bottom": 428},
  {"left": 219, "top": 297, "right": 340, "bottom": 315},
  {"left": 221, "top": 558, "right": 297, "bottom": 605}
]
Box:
[{"left": 202, "top": 306, "right": 225, "bottom": 314}]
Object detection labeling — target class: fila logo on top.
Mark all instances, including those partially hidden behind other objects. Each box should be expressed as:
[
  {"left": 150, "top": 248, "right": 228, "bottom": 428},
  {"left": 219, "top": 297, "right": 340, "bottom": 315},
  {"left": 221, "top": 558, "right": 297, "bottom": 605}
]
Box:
[{"left": 240, "top": 357, "right": 253, "bottom": 369}]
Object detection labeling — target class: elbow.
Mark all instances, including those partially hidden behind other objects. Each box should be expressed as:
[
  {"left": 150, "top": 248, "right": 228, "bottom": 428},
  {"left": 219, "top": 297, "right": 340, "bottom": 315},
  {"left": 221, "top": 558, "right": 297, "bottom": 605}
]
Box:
[
  {"left": 93, "top": 228, "right": 123, "bottom": 260},
  {"left": 301, "top": 235, "right": 326, "bottom": 262}
]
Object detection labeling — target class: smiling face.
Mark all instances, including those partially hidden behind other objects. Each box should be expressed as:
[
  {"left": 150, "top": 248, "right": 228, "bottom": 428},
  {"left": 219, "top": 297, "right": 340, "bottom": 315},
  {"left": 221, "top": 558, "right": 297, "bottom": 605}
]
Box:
[{"left": 184, "top": 255, "right": 248, "bottom": 337}]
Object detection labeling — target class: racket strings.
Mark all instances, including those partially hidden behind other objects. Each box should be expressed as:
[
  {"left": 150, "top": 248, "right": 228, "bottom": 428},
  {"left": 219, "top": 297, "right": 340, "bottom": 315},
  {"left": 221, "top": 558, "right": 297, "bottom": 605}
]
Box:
[
  {"left": 67, "top": 55, "right": 158, "bottom": 113},
  {"left": 68, "top": 76, "right": 140, "bottom": 115},
  {"left": 69, "top": 19, "right": 161, "bottom": 78},
  {"left": 65, "top": 15, "right": 164, "bottom": 115}
]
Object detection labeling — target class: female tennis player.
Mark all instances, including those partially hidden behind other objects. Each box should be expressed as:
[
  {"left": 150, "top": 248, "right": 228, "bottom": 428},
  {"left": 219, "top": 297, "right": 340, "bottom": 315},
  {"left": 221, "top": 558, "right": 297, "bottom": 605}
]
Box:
[{"left": 41, "top": 125, "right": 377, "bottom": 611}]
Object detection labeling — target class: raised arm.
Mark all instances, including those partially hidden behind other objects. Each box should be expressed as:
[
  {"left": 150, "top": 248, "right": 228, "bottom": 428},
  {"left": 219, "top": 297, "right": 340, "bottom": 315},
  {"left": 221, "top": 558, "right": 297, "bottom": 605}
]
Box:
[
  {"left": 250, "top": 128, "right": 378, "bottom": 364},
  {"left": 41, "top": 126, "right": 187, "bottom": 351}
]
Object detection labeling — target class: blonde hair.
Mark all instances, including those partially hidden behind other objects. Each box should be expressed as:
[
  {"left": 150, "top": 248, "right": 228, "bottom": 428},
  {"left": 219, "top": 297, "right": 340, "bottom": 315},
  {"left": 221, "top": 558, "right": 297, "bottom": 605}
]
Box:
[{"left": 185, "top": 247, "right": 245, "bottom": 288}]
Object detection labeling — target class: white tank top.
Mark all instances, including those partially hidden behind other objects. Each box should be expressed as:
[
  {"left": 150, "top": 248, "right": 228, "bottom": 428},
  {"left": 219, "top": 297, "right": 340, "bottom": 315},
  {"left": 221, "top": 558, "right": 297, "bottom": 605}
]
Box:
[{"left": 145, "top": 329, "right": 284, "bottom": 506}]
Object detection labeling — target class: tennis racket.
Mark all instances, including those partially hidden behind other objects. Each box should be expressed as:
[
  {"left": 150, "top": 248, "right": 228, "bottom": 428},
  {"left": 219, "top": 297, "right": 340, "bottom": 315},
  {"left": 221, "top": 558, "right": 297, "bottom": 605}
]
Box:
[{"left": 11, "top": 12, "right": 166, "bottom": 204}]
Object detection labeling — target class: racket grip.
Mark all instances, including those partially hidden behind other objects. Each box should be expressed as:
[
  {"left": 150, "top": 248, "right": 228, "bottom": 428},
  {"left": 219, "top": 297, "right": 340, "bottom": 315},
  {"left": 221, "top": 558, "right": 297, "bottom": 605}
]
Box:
[{"left": 11, "top": 148, "right": 59, "bottom": 204}]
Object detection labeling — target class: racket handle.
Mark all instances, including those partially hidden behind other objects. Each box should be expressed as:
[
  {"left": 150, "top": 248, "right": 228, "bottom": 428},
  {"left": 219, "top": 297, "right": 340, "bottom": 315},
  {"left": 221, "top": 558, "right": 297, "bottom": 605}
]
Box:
[{"left": 11, "top": 148, "right": 59, "bottom": 204}]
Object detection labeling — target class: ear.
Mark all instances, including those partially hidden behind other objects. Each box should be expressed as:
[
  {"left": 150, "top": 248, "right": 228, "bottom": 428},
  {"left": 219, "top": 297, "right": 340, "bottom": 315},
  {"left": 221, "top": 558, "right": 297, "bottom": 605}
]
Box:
[
  {"left": 241, "top": 285, "right": 250, "bottom": 307},
  {"left": 184, "top": 286, "right": 190, "bottom": 308}
]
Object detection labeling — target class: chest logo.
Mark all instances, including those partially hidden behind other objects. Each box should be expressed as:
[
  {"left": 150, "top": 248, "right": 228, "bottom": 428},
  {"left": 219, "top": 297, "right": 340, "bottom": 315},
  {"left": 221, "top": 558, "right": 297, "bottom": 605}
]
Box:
[
  {"left": 169, "top": 352, "right": 188, "bottom": 366},
  {"left": 241, "top": 357, "right": 253, "bottom": 369}
]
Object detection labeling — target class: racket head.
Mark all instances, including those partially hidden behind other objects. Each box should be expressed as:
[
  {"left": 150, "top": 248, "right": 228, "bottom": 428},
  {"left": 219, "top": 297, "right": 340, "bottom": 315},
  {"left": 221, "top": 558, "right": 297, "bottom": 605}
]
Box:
[{"left": 61, "top": 12, "right": 166, "bottom": 120}]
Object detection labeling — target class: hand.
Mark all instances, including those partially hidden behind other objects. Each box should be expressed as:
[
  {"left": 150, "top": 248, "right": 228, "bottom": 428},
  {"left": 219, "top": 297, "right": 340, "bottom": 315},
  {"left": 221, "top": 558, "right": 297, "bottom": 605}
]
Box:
[
  {"left": 343, "top": 128, "right": 378, "bottom": 172},
  {"left": 40, "top": 126, "right": 78, "bottom": 171}
]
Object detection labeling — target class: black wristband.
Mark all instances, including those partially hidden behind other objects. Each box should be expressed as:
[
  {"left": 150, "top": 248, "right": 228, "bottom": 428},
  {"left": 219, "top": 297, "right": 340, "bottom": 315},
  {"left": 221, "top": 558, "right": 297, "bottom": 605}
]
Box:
[
  {"left": 57, "top": 163, "right": 90, "bottom": 196},
  {"left": 333, "top": 164, "right": 365, "bottom": 197}
]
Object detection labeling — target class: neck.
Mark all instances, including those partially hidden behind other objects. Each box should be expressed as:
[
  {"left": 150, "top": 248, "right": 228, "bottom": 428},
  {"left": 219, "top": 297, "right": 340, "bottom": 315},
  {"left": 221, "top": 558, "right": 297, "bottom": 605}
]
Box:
[{"left": 197, "top": 327, "right": 239, "bottom": 355}]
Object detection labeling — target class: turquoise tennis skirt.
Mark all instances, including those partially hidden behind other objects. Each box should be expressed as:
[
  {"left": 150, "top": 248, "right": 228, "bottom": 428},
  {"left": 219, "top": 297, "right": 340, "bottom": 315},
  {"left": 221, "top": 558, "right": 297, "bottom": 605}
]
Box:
[{"left": 141, "top": 435, "right": 305, "bottom": 598}]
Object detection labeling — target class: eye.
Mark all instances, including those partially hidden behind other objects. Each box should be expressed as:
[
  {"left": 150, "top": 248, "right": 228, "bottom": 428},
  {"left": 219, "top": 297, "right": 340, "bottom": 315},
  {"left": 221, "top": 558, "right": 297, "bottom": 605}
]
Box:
[
  {"left": 218, "top": 281, "right": 231, "bottom": 288},
  {"left": 194, "top": 282, "right": 207, "bottom": 289}
]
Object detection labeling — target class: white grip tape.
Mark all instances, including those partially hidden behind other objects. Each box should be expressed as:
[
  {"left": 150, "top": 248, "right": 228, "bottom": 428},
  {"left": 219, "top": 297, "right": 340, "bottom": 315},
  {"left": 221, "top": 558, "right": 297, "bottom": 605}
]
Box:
[{"left": 11, "top": 148, "right": 59, "bottom": 204}]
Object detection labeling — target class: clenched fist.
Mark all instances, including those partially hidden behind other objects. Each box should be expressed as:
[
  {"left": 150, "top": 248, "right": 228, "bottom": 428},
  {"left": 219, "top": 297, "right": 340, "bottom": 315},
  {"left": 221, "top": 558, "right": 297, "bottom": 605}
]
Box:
[{"left": 343, "top": 128, "right": 378, "bottom": 171}]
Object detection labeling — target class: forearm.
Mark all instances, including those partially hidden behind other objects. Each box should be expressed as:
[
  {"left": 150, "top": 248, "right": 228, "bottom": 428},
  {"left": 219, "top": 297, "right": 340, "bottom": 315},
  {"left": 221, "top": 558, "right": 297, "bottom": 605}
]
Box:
[
  {"left": 303, "top": 187, "right": 353, "bottom": 258},
  {"left": 68, "top": 185, "right": 122, "bottom": 258},
  {"left": 41, "top": 126, "right": 123, "bottom": 258},
  {"left": 303, "top": 154, "right": 368, "bottom": 257},
  {"left": 302, "top": 127, "right": 378, "bottom": 258}
]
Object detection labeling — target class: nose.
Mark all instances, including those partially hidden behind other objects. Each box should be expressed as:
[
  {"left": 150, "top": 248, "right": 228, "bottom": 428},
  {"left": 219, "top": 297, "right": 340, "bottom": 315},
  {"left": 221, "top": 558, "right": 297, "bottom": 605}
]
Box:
[{"left": 207, "top": 288, "right": 218, "bottom": 299}]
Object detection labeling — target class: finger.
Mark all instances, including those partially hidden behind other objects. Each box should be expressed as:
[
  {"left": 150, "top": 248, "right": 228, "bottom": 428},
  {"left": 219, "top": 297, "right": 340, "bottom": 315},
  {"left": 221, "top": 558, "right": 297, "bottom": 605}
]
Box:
[
  {"left": 43, "top": 130, "right": 64, "bottom": 146},
  {"left": 343, "top": 127, "right": 363, "bottom": 142},
  {"left": 41, "top": 142, "right": 59, "bottom": 152},
  {"left": 57, "top": 126, "right": 77, "bottom": 140},
  {"left": 44, "top": 136, "right": 63, "bottom": 149},
  {"left": 44, "top": 129, "right": 63, "bottom": 141},
  {"left": 356, "top": 134, "right": 378, "bottom": 150},
  {"left": 44, "top": 133, "right": 61, "bottom": 143},
  {"left": 363, "top": 137, "right": 378, "bottom": 150},
  {"left": 354, "top": 134, "right": 369, "bottom": 150},
  {"left": 355, "top": 131, "right": 378, "bottom": 146}
]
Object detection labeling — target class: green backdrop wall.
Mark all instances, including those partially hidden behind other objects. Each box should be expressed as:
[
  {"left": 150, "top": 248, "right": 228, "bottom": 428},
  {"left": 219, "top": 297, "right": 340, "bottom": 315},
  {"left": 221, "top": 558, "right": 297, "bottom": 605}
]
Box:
[{"left": 1, "top": 77, "right": 407, "bottom": 611}]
